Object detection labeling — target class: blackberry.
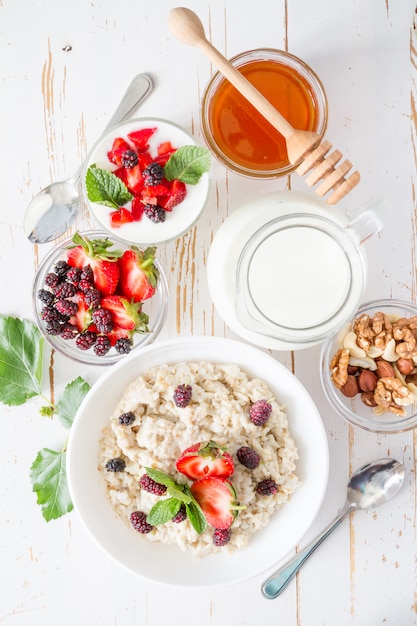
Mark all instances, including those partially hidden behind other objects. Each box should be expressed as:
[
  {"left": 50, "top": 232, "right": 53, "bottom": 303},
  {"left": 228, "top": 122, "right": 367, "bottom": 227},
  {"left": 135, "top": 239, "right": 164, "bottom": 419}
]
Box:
[
  {"left": 213, "top": 527, "right": 232, "bottom": 547},
  {"left": 45, "top": 319, "right": 62, "bottom": 335},
  {"left": 37, "top": 289, "right": 55, "bottom": 306},
  {"left": 118, "top": 411, "right": 136, "bottom": 426},
  {"left": 93, "top": 335, "right": 111, "bottom": 356},
  {"left": 236, "top": 446, "right": 261, "bottom": 469},
  {"left": 60, "top": 322, "right": 78, "bottom": 340},
  {"left": 144, "top": 203, "right": 166, "bottom": 224},
  {"left": 115, "top": 337, "right": 132, "bottom": 354},
  {"left": 92, "top": 308, "right": 113, "bottom": 333},
  {"left": 45, "top": 272, "right": 61, "bottom": 289},
  {"left": 55, "top": 299, "right": 78, "bottom": 316},
  {"left": 173, "top": 383, "right": 192, "bottom": 408},
  {"left": 130, "top": 511, "right": 154, "bottom": 534},
  {"left": 143, "top": 162, "right": 164, "bottom": 186},
  {"left": 80, "top": 266, "right": 94, "bottom": 282},
  {"left": 84, "top": 288, "right": 102, "bottom": 308},
  {"left": 41, "top": 306, "right": 61, "bottom": 323},
  {"left": 54, "top": 282, "right": 76, "bottom": 299},
  {"left": 66, "top": 266, "right": 82, "bottom": 284},
  {"left": 139, "top": 474, "right": 167, "bottom": 496},
  {"left": 249, "top": 399, "right": 272, "bottom": 426},
  {"left": 172, "top": 504, "right": 187, "bottom": 523},
  {"left": 53, "top": 259, "right": 70, "bottom": 276},
  {"left": 105, "top": 457, "right": 126, "bottom": 472},
  {"left": 256, "top": 478, "right": 279, "bottom": 496},
  {"left": 78, "top": 278, "right": 94, "bottom": 293},
  {"left": 121, "top": 149, "right": 138, "bottom": 168},
  {"left": 75, "top": 330, "right": 97, "bottom": 350}
]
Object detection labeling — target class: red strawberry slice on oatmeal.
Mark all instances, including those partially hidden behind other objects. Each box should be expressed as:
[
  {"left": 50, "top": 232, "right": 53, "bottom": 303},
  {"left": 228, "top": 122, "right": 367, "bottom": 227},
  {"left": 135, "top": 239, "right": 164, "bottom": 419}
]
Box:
[
  {"left": 176, "top": 441, "right": 234, "bottom": 480},
  {"left": 190, "top": 476, "right": 242, "bottom": 530}
]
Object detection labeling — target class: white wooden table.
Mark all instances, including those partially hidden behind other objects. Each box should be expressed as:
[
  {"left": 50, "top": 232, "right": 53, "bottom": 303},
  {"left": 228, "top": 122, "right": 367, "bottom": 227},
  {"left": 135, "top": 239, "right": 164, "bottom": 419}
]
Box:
[{"left": 2, "top": 1, "right": 416, "bottom": 624}]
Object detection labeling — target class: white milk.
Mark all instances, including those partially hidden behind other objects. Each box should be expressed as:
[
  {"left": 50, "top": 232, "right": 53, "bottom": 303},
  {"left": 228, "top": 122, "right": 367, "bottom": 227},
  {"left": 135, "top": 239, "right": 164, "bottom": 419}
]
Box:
[{"left": 247, "top": 226, "right": 351, "bottom": 329}]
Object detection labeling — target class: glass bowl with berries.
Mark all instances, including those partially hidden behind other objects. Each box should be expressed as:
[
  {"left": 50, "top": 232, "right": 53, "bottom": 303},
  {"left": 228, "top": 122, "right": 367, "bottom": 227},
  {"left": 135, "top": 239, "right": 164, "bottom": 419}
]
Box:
[
  {"left": 82, "top": 118, "right": 211, "bottom": 246},
  {"left": 320, "top": 299, "right": 417, "bottom": 433},
  {"left": 32, "top": 230, "right": 168, "bottom": 365}
]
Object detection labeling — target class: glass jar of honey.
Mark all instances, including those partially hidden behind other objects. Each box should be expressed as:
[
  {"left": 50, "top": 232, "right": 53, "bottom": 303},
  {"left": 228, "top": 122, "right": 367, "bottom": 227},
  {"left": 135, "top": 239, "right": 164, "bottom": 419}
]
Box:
[{"left": 201, "top": 48, "right": 328, "bottom": 178}]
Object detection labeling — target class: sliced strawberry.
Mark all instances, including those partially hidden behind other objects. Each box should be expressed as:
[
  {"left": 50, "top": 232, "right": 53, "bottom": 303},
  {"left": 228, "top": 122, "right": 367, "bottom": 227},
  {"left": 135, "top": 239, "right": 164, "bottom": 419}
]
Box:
[
  {"left": 101, "top": 295, "right": 149, "bottom": 332},
  {"left": 131, "top": 197, "right": 144, "bottom": 221},
  {"left": 158, "top": 141, "right": 174, "bottom": 155},
  {"left": 125, "top": 164, "right": 144, "bottom": 195},
  {"left": 190, "top": 477, "right": 241, "bottom": 529},
  {"left": 109, "top": 207, "right": 134, "bottom": 228},
  {"left": 118, "top": 247, "right": 159, "bottom": 303},
  {"left": 176, "top": 441, "right": 234, "bottom": 480},
  {"left": 127, "top": 128, "right": 156, "bottom": 152},
  {"left": 69, "top": 292, "right": 92, "bottom": 332},
  {"left": 113, "top": 166, "right": 129, "bottom": 186},
  {"left": 141, "top": 183, "right": 170, "bottom": 199},
  {"left": 137, "top": 151, "right": 153, "bottom": 170},
  {"left": 159, "top": 180, "right": 187, "bottom": 211},
  {"left": 66, "top": 233, "right": 121, "bottom": 296},
  {"left": 107, "top": 137, "right": 132, "bottom": 165}
]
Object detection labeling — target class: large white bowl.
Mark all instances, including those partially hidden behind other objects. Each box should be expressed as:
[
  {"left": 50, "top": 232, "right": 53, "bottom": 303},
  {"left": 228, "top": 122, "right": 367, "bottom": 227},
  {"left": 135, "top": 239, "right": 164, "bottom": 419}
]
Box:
[{"left": 67, "top": 336, "right": 329, "bottom": 588}]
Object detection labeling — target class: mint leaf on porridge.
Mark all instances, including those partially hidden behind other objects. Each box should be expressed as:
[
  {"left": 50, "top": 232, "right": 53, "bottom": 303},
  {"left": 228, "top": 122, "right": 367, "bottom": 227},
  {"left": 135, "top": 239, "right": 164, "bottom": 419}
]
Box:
[
  {"left": 0, "top": 316, "right": 44, "bottom": 406},
  {"left": 185, "top": 500, "right": 207, "bottom": 535},
  {"left": 30, "top": 448, "right": 74, "bottom": 522},
  {"left": 85, "top": 164, "right": 133, "bottom": 209},
  {"left": 145, "top": 467, "right": 179, "bottom": 489},
  {"left": 56, "top": 377, "right": 91, "bottom": 429},
  {"left": 164, "top": 145, "right": 210, "bottom": 184},
  {"left": 147, "top": 498, "right": 182, "bottom": 526}
]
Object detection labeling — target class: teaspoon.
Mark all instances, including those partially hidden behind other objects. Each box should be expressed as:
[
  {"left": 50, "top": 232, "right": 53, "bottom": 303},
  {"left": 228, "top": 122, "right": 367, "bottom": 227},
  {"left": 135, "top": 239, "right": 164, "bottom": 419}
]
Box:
[
  {"left": 261, "top": 457, "right": 405, "bottom": 599},
  {"left": 23, "top": 73, "right": 154, "bottom": 244}
]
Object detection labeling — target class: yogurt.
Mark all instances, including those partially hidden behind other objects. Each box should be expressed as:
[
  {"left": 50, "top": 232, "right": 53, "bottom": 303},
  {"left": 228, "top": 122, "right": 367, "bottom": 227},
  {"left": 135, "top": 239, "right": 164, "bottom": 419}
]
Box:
[{"left": 83, "top": 118, "right": 210, "bottom": 246}]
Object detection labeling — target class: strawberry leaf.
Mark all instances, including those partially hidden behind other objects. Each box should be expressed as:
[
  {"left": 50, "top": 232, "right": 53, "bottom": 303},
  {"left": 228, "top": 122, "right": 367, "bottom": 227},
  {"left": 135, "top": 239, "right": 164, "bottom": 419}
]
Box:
[
  {"left": 56, "top": 376, "right": 91, "bottom": 429},
  {"left": 85, "top": 164, "right": 133, "bottom": 209},
  {"left": 30, "top": 448, "right": 73, "bottom": 522},
  {"left": 164, "top": 145, "right": 210, "bottom": 184},
  {"left": 0, "top": 316, "right": 43, "bottom": 406},
  {"left": 146, "top": 497, "right": 182, "bottom": 525}
]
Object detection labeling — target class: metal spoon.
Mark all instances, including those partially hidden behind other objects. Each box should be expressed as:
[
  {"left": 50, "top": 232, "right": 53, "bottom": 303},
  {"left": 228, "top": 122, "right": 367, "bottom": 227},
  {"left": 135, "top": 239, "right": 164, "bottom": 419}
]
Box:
[
  {"left": 23, "top": 73, "right": 154, "bottom": 244},
  {"left": 261, "top": 457, "right": 405, "bottom": 599}
]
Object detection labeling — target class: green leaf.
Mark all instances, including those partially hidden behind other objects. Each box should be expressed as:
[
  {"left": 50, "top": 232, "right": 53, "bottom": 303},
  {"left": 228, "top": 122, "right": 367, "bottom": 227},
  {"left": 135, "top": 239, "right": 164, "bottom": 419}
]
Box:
[
  {"left": 56, "top": 377, "right": 91, "bottom": 429},
  {"left": 30, "top": 448, "right": 73, "bottom": 521},
  {"left": 164, "top": 145, "right": 210, "bottom": 184},
  {"left": 85, "top": 164, "right": 133, "bottom": 209},
  {"left": 185, "top": 500, "right": 207, "bottom": 534},
  {"left": 166, "top": 485, "right": 192, "bottom": 504},
  {"left": 146, "top": 497, "right": 182, "bottom": 525},
  {"left": 0, "top": 316, "right": 44, "bottom": 406},
  {"left": 145, "top": 467, "right": 179, "bottom": 489}
]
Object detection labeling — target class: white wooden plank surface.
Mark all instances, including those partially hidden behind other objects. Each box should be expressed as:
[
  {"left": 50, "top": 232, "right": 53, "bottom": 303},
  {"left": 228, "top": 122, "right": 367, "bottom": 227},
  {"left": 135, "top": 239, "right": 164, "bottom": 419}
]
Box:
[{"left": 1, "top": 0, "right": 416, "bottom": 624}]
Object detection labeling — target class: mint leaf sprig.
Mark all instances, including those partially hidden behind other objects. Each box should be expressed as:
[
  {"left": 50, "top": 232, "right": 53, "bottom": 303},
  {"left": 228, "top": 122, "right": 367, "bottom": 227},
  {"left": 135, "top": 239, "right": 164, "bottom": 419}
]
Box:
[
  {"left": 145, "top": 468, "right": 207, "bottom": 534},
  {"left": 0, "top": 315, "right": 91, "bottom": 522},
  {"left": 164, "top": 145, "right": 211, "bottom": 185}
]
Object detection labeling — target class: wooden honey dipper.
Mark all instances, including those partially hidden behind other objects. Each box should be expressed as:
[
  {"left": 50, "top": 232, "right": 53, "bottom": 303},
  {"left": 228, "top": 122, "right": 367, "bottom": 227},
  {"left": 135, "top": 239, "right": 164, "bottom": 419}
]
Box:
[{"left": 168, "top": 7, "right": 360, "bottom": 205}]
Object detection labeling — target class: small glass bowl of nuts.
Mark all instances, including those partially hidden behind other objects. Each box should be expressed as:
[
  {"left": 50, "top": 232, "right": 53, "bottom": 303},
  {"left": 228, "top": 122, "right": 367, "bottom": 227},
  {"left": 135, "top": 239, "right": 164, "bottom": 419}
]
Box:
[{"left": 320, "top": 299, "right": 417, "bottom": 432}]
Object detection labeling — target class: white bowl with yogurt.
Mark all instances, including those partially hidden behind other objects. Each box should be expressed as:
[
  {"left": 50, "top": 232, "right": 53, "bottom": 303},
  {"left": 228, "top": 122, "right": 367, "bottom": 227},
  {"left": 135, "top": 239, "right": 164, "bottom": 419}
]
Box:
[
  {"left": 207, "top": 191, "right": 383, "bottom": 351},
  {"left": 83, "top": 118, "right": 211, "bottom": 246}
]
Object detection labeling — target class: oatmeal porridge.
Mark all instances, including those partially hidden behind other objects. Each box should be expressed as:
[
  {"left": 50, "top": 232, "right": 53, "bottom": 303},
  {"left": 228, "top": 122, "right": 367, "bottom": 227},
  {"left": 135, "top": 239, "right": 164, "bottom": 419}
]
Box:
[{"left": 99, "top": 361, "right": 299, "bottom": 556}]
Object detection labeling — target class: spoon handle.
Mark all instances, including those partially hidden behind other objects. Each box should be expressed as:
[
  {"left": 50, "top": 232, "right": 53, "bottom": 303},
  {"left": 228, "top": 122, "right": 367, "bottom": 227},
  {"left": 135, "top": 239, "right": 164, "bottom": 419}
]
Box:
[
  {"left": 261, "top": 502, "right": 353, "bottom": 599},
  {"left": 68, "top": 73, "right": 154, "bottom": 186}
]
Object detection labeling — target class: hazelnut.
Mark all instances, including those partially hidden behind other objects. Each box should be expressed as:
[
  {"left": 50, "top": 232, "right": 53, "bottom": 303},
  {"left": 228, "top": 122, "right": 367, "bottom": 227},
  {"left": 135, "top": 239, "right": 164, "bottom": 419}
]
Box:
[
  {"left": 347, "top": 365, "right": 359, "bottom": 375},
  {"left": 361, "top": 391, "right": 377, "bottom": 407},
  {"left": 396, "top": 358, "right": 414, "bottom": 376},
  {"left": 358, "top": 369, "right": 378, "bottom": 392},
  {"left": 376, "top": 359, "right": 395, "bottom": 379},
  {"left": 340, "top": 375, "right": 359, "bottom": 398}
]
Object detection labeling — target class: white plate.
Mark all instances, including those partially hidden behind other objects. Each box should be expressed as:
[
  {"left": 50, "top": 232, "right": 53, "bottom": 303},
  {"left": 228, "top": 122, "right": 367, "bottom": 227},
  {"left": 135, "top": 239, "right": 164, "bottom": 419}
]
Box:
[{"left": 67, "top": 336, "right": 329, "bottom": 588}]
